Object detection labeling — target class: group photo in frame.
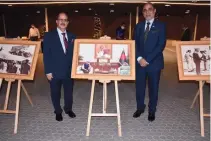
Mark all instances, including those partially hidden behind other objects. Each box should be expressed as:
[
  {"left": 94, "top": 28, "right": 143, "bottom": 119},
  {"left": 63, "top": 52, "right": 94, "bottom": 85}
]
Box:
[
  {"left": 71, "top": 39, "right": 135, "bottom": 80},
  {"left": 0, "top": 40, "right": 41, "bottom": 80},
  {"left": 176, "top": 40, "right": 210, "bottom": 81}
]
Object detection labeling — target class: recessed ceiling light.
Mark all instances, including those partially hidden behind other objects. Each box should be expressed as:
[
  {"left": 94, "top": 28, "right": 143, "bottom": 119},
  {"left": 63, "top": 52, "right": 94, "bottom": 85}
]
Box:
[
  {"left": 8, "top": 5, "right": 12, "bottom": 6},
  {"left": 75, "top": 10, "right": 79, "bottom": 13},
  {"left": 88, "top": 8, "right": 92, "bottom": 10},
  {"left": 165, "top": 4, "right": 171, "bottom": 7},
  {"left": 109, "top": 3, "right": 114, "bottom": 5},
  {"left": 36, "top": 11, "right": 40, "bottom": 13}
]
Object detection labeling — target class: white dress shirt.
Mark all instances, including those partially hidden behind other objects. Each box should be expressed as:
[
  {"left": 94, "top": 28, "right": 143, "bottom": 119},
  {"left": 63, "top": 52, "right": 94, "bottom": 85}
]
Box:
[
  {"left": 57, "top": 28, "right": 68, "bottom": 53},
  {"left": 137, "top": 18, "right": 155, "bottom": 63}
]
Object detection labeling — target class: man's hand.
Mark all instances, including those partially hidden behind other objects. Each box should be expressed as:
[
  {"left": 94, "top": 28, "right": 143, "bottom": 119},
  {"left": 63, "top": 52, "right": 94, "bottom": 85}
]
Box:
[
  {"left": 46, "top": 73, "right": 53, "bottom": 81},
  {"left": 139, "top": 58, "right": 148, "bottom": 67}
]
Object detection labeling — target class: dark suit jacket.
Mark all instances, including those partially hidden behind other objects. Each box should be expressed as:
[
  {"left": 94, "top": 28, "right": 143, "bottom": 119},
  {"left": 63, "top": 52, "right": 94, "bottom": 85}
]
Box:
[
  {"left": 116, "top": 26, "right": 125, "bottom": 40},
  {"left": 181, "top": 28, "right": 191, "bottom": 41},
  {"left": 134, "top": 20, "right": 166, "bottom": 71},
  {"left": 43, "top": 30, "right": 76, "bottom": 79},
  {"left": 193, "top": 52, "right": 201, "bottom": 63}
]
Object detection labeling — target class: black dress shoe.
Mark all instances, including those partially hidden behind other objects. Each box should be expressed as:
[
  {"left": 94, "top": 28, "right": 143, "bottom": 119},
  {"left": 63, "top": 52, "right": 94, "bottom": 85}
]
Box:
[
  {"left": 133, "top": 109, "right": 145, "bottom": 118},
  {"left": 148, "top": 113, "right": 155, "bottom": 122},
  {"left": 66, "top": 111, "right": 76, "bottom": 118},
  {"left": 56, "top": 114, "right": 63, "bottom": 121}
]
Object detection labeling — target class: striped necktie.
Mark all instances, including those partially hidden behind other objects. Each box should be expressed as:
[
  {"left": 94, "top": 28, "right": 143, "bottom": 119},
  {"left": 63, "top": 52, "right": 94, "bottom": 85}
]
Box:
[
  {"left": 144, "top": 22, "right": 150, "bottom": 43},
  {"left": 62, "top": 33, "right": 68, "bottom": 50}
]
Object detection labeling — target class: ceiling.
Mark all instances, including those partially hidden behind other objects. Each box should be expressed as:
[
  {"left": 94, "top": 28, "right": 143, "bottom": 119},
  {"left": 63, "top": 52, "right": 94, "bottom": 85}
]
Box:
[{"left": 0, "top": 2, "right": 210, "bottom": 17}]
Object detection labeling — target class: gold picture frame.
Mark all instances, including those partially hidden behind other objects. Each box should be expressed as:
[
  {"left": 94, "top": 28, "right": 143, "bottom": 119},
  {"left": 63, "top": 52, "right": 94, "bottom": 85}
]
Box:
[
  {"left": 0, "top": 40, "right": 41, "bottom": 80},
  {"left": 71, "top": 39, "right": 135, "bottom": 80},
  {"left": 176, "top": 40, "right": 210, "bottom": 81}
]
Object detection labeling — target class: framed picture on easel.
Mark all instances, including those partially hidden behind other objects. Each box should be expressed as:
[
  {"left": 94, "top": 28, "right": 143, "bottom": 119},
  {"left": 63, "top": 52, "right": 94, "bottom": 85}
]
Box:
[
  {"left": 71, "top": 39, "right": 135, "bottom": 80},
  {"left": 0, "top": 40, "right": 41, "bottom": 80},
  {"left": 0, "top": 40, "right": 41, "bottom": 134},
  {"left": 176, "top": 40, "right": 210, "bottom": 81}
]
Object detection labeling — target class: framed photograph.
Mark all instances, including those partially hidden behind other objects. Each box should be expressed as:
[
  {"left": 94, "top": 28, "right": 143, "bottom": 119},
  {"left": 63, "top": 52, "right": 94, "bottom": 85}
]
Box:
[
  {"left": 0, "top": 40, "right": 41, "bottom": 80},
  {"left": 71, "top": 39, "right": 135, "bottom": 80},
  {"left": 176, "top": 40, "right": 210, "bottom": 80}
]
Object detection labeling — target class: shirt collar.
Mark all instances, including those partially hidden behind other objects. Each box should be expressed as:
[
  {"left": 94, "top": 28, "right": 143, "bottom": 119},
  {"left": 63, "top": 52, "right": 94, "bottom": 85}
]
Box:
[
  {"left": 57, "top": 27, "right": 67, "bottom": 35},
  {"left": 146, "top": 18, "right": 154, "bottom": 25}
]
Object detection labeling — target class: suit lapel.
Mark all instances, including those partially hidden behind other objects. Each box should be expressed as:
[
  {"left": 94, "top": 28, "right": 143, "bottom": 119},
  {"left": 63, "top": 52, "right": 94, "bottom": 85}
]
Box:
[
  {"left": 66, "top": 32, "right": 75, "bottom": 55},
  {"left": 55, "top": 30, "right": 66, "bottom": 55},
  {"left": 144, "top": 20, "right": 157, "bottom": 44},
  {"left": 149, "top": 20, "right": 156, "bottom": 34},
  {"left": 141, "top": 22, "right": 145, "bottom": 35}
]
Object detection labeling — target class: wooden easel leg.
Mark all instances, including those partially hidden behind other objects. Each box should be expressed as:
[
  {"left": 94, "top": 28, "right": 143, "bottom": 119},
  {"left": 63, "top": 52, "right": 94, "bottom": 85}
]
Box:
[
  {"left": 199, "top": 81, "right": 205, "bottom": 137},
  {"left": 86, "top": 80, "right": 96, "bottom": 136},
  {"left": 103, "top": 81, "right": 107, "bottom": 113},
  {"left": 0, "top": 78, "right": 3, "bottom": 89},
  {"left": 14, "top": 80, "right": 21, "bottom": 134},
  {"left": 114, "top": 81, "right": 122, "bottom": 137},
  {"left": 103, "top": 82, "right": 105, "bottom": 113},
  {"left": 4, "top": 81, "right": 12, "bottom": 110},
  {"left": 21, "top": 81, "right": 33, "bottom": 107},
  {"left": 190, "top": 81, "right": 205, "bottom": 108},
  {"left": 105, "top": 82, "right": 107, "bottom": 113}
]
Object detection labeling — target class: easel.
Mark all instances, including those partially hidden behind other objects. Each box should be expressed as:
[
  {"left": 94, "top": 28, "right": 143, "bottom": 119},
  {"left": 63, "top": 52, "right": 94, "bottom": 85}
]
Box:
[
  {"left": 86, "top": 79, "right": 122, "bottom": 136},
  {"left": 190, "top": 80, "right": 210, "bottom": 137},
  {"left": 0, "top": 78, "right": 33, "bottom": 134}
]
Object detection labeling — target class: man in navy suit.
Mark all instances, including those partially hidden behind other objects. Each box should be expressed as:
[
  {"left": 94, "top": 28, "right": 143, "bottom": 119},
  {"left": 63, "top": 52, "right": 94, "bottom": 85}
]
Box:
[
  {"left": 43, "top": 12, "right": 76, "bottom": 121},
  {"left": 133, "top": 3, "right": 166, "bottom": 121}
]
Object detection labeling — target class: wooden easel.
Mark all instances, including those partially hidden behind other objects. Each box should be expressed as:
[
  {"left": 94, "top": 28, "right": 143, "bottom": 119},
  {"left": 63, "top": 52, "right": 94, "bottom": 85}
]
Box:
[
  {"left": 0, "top": 78, "right": 33, "bottom": 134},
  {"left": 190, "top": 80, "right": 210, "bottom": 137},
  {"left": 86, "top": 79, "right": 122, "bottom": 137}
]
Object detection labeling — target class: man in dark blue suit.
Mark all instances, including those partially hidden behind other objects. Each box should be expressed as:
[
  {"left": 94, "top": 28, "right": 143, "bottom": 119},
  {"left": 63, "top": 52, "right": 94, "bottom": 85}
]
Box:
[
  {"left": 43, "top": 12, "right": 76, "bottom": 121},
  {"left": 133, "top": 3, "right": 166, "bottom": 121}
]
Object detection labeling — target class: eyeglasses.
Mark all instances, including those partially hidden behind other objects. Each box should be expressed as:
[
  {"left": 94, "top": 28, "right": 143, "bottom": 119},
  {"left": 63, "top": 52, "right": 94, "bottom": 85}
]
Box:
[{"left": 57, "top": 19, "right": 69, "bottom": 22}]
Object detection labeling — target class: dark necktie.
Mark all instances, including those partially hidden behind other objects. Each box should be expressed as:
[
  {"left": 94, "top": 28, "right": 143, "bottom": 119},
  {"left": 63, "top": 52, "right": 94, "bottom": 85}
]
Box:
[
  {"left": 62, "top": 33, "right": 68, "bottom": 50},
  {"left": 144, "top": 22, "right": 150, "bottom": 43}
]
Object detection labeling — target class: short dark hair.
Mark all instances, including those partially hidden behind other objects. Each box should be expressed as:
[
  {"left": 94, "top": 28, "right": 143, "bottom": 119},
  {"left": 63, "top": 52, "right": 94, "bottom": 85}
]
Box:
[
  {"left": 121, "top": 22, "right": 125, "bottom": 26},
  {"left": 56, "top": 12, "right": 69, "bottom": 20},
  {"left": 143, "top": 2, "right": 155, "bottom": 9}
]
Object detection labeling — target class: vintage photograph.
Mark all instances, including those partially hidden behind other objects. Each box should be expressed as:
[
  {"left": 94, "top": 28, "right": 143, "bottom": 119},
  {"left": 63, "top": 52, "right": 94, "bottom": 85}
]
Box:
[
  {"left": 181, "top": 45, "right": 210, "bottom": 75},
  {"left": 0, "top": 40, "right": 41, "bottom": 80},
  {"left": 0, "top": 44, "right": 35, "bottom": 75},
  {"left": 72, "top": 39, "right": 135, "bottom": 80},
  {"left": 176, "top": 40, "right": 210, "bottom": 81}
]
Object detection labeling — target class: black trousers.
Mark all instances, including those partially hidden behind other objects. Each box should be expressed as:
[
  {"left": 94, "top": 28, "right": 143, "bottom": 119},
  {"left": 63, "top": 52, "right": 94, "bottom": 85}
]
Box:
[
  {"left": 30, "top": 36, "right": 38, "bottom": 41},
  {"left": 49, "top": 78, "right": 74, "bottom": 114}
]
